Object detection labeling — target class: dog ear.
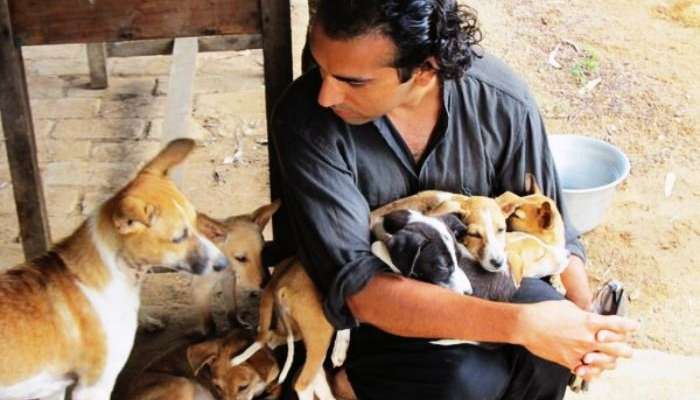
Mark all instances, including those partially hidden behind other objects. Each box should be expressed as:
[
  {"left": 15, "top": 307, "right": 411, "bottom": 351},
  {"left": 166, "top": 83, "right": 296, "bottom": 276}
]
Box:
[
  {"left": 247, "top": 349, "right": 280, "bottom": 384},
  {"left": 113, "top": 196, "right": 156, "bottom": 234},
  {"left": 140, "top": 138, "right": 195, "bottom": 177},
  {"left": 187, "top": 340, "right": 221, "bottom": 377},
  {"left": 524, "top": 173, "right": 543, "bottom": 195},
  {"left": 197, "top": 213, "right": 227, "bottom": 242},
  {"left": 249, "top": 200, "right": 281, "bottom": 230},
  {"left": 495, "top": 191, "right": 520, "bottom": 217},
  {"left": 388, "top": 231, "right": 427, "bottom": 277},
  {"left": 538, "top": 201, "right": 553, "bottom": 229},
  {"left": 382, "top": 210, "right": 411, "bottom": 234},
  {"left": 441, "top": 213, "right": 468, "bottom": 241}
]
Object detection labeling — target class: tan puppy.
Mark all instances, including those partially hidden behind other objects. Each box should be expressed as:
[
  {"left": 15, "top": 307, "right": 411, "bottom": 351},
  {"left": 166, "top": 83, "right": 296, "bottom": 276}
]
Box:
[
  {"left": 495, "top": 176, "right": 569, "bottom": 286},
  {"left": 127, "top": 330, "right": 279, "bottom": 400},
  {"left": 191, "top": 201, "right": 281, "bottom": 336},
  {"left": 0, "top": 139, "right": 229, "bottom": 400},
  {"left": 231, "top": 257, "right": 337, "bottom": 400}
]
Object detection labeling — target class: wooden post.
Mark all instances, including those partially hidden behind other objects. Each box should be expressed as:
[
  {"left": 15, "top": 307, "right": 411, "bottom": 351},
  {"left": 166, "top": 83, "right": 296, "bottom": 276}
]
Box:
[
  {"left": 260, "top": 0, "right": 292, "bottom": 242},
  {"left": 86, "top": 42, "right": 109, "bottom": 89},
  {"left": 0, "top": 0, "right": 51, "bottom": 260},
  {"left": 162, "top": 37, "right": 198, "bottom": 186}
]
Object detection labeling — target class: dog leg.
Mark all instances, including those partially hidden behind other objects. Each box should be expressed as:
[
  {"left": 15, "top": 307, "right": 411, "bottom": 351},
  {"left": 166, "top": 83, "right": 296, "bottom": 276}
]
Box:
[
  {"left": 231, "top": 341, "right": 264, "bottom": 366},
  {"left": 189, "top": 273, "right": 220, "bottom": 337},
  {"left": 291, "top": 316, "right": 332, "bottom": 393},
  {"left": 331, "top": 329, "right": 351, "bottom": 367},
  {"left": 278, "top": 313, "right": 296, "bottom": 385},
  {"left": 311, "top": 369, "right": 336, "bottom": 400}
]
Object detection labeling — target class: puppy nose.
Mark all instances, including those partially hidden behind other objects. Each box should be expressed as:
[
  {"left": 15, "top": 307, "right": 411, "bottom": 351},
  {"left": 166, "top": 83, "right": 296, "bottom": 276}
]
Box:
[
  {"left": 213, "top": 255, "right": 230, "bottom": 272},
  {"left": 490, "top": 258, "right": 504, "bottom": 269}
]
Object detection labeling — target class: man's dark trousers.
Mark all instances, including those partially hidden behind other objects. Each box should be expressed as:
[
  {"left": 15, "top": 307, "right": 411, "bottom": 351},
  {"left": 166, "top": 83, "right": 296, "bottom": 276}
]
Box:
[{"left": 344, "top": 278, "right": 570, "bottom": 400}]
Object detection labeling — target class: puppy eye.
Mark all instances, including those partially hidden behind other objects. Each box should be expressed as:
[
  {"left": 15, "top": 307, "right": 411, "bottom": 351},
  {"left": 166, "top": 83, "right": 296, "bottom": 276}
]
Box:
[
  {"left": 467, "top": 232, "right": 482, "bottom": 239},
  {"left": 235, "top": 255, "right": 248, "bottom": 263},
  {"left": 239, "top": 383, "right": 249, "bottom": 391},
  {"left": 172, "top": 228, "right": 189, "bottom": 243},
  {"left": 497, "top": 228, "right": 505, "bottom": 233}
]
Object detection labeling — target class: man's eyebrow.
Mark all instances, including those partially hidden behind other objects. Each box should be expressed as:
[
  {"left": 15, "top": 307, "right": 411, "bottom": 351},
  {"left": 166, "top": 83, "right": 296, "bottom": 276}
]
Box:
[{"left": 333, "top": 74, "right": 373, "bottom": 84}]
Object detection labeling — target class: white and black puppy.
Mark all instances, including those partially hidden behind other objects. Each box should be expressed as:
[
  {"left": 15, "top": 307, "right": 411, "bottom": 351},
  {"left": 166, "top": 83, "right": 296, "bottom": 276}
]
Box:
[{"left": 371, "top": 209, "right": 473, "bottom": 294}]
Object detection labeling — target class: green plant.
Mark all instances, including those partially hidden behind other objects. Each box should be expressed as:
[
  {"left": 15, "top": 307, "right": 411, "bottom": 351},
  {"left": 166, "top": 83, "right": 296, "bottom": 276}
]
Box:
[{"left": 570, "top": 50, "right": 599, "bottom": 82}]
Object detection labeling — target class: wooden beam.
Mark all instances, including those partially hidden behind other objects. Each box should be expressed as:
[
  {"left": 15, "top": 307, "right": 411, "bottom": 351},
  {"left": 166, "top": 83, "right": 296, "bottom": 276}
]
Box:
[
  {"left": 105, "top": 34, "right": 262, "bottom": 58},
  {"left": 162, "top": 38, "right": 198, "bottom": 186},
  {"left": 260, "top": 0, "right": 292, "bottom": 242},
  {"left": 8, "top": 0, "right": 260, "bottom": 46},
  {"left": 0, "top": 0, "right": 50, "bottom": 260},
  {"left": 86, "top": 42, "right": 108, "bottom": 89}
]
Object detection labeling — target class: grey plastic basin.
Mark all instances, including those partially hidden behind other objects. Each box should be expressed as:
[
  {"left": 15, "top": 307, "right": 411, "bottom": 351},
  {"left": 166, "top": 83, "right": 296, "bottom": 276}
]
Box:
[{"left": 548, "top": 134, "right": 631, "bottom": 234}]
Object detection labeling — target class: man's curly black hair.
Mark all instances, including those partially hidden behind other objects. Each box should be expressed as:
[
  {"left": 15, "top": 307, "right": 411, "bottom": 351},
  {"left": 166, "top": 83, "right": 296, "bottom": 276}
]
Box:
[{"left": 315, "top": 0, "right": 482, "bottom": 82}]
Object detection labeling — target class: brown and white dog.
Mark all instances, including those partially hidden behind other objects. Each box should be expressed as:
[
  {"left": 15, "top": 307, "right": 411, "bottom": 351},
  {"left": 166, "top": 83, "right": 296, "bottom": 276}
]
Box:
[
  {"left": 191, "top": 201, "right": 281, "bottom": 336},
  {"left": 0, "top": 139, "right": 229, "bottom": 400},
  {"left": 495, "top": 177, "right": 569, "bottom": 286},
  {"left": 126, "top": 329, "right": 279, "bottom": 400}
]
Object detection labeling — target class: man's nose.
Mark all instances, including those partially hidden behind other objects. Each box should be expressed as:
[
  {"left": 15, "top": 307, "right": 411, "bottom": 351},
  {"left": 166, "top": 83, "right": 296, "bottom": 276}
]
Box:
[{"left": 318, "top": 76, "right": 345, "bottom": 108}]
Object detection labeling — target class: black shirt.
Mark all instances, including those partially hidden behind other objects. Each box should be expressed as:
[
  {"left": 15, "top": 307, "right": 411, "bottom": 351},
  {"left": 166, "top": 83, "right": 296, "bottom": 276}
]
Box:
[{"left": 270, "top": 54, "right": 585, "bottom": 330}]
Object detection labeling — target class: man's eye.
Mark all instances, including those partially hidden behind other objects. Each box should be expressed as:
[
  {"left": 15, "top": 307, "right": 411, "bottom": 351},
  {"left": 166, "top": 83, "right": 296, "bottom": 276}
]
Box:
[
  {"left": 346, "top": 81, "right": 366, "bottom": 87},
  {"left": 172, "top": 228, "right": 188, "bottom": 243}
]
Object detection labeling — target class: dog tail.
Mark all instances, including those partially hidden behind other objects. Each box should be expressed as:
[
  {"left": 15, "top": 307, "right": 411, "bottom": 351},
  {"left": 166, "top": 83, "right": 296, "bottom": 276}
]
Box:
[{"left": 278, "top": 312, "right": 296, "bottom": 385}]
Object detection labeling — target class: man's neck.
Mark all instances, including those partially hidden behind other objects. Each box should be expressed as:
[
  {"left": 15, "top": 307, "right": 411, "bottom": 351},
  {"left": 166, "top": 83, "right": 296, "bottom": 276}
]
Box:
[{"left": 387, "top": 77, "right": 443, "bottom": 162}]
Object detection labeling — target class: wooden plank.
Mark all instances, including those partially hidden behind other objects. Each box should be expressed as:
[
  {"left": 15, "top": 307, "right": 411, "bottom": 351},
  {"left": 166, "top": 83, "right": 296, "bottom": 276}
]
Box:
[
  {"left": 0, "top": 0, "right": 50, "bottom": 260},
  {"left": 86, "top": 42, "right": 108, "bottom": 89},
  {"left": 8, "top": 0, "right": 260, "bottom": 46},
  {"left": 260, "top": 0, "right": 292, "bottom": 242},
  {"left": 162, "top": 37, "right": 198, "bottom": 186},
  {"left": 106, "top": 34, "right": 262, "bottom": 58}
]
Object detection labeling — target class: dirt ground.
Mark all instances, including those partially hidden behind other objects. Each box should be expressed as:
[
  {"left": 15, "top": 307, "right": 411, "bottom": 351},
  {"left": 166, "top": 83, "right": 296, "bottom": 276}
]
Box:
[{"left": 1, "top": 0, "right": 699, "bottom": 398}]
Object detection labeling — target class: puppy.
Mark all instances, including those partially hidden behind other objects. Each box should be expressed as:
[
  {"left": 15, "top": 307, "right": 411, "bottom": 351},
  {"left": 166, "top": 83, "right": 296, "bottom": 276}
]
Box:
[
  {"left": 495, "top": 176, "right": 569, "bottom": 286},
  {"left": 370, "top": 209, "right": 472, "bottom": 294},
  {"left": 0, "top": 139, "right": 229, "bottom": 400},
  {"left": 371, "top": 191, "right": 510, "bottom": 274},
  {"left": 190, "top": 201, "right": 281, "bottom": 336},
  {"left": 127, "top": 329, "right": 279, "bottom": 400},
  {"left": 231, "top": 257, "right": 337, "bottom": 400}
]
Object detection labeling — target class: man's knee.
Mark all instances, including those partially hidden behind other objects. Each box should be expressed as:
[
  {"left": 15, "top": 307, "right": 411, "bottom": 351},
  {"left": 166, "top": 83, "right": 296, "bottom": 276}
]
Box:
[
  {"left": 441, "top": 347, "right": 510, "bottom": 400},
  {"left": 511, "top": 277, "right": 565, "bottom": 304}
]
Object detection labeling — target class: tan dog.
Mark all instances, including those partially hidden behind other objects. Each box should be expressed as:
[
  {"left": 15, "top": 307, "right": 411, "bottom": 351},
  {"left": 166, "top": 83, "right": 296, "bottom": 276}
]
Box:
[
  {"left": 495, "top": 176, "right": 569, "bottom": 286},
  {"left": 231, "top": 257, "right": 338, "bottom": 400},
  {"left": 191, "top": 201, "right": 281, "bottom": 336},
  {"left": 127, "top": 329, "right": 279, "bottom": 400},
  {"left": 0, "top": 139, "right": 229, "bottom": 400}
]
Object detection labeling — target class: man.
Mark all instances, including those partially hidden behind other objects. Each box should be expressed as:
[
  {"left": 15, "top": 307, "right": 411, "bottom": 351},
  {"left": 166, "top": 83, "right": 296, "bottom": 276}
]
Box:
[{"left": 268, "top": 1, "right": 638, "bottom": 399}]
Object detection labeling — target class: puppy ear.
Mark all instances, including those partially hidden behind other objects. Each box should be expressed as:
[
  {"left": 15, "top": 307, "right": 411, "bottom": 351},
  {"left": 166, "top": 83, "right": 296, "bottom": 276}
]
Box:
[
  {"left": 495, "top": 191, "right": 520, "bottom": 217},
  {"left": 197, "top": 213, "right": 227, "bottom": 242},
  {"left": 382, "top": 210, "right": 411, "bottom": 234},
  {"left": 388, "top": 231, "right": 427, "bottom": 277},
  {"left": 187, "top": 340, "right": 221, "bottom": 376},
  {"left": 247, "top": 349, "right": 280, "bottom": 384},
  {"left": 538, "top": 201, "right": 553, "bottom": 229},
  {"left": 250, "top": 200, "right": 281, "bottom": 230},
  {"left": 140, "top": 138, "right": 195, "bottom": 177},
  {"left": 441, "top": 213, "right": 468, "bottom": 241},
  {"left": 113, "top": 196, "right": 156, "bottom": 235}
]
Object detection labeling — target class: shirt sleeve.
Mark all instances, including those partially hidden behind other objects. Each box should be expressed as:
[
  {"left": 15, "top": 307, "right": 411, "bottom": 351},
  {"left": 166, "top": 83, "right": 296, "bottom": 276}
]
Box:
[
  {"left": 270, "top": 106, "right": 388, "bottom": 330},
  {"left": 494, "top": 102, "right": 587, "bottom": 263}
]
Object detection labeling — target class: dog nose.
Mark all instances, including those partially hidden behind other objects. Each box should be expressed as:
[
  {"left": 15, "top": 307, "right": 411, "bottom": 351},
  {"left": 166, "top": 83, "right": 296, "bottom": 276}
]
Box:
[
  {"left": 490, "top": 257, "right": 504, "bottom": 269},
  {"left": 213, "top": 255, "right": 230, "bottom": 272}
]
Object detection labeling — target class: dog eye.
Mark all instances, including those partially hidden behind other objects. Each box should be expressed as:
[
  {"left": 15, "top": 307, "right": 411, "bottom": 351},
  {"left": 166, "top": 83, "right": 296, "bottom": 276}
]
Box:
[
  {"left": 467, "top": 232, "right": 482, "bottom": 239},
  {"left": 235, "top": 254, "right": 248, "bottom": 263},
  {"left": 497, "top": 228, "right": 505, "bottom": 233},
  {"left": 172, "top": 228, "right": 189, "bottom": 243},
  {"left": 239, "top": 383, "right": 249, "bottom": 391}
]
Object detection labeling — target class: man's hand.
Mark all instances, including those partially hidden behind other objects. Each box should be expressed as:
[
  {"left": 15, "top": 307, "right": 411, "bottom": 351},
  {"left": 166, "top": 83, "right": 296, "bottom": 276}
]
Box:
[{"left": 515, "top": 300, "right": 638, "bottom": 372}]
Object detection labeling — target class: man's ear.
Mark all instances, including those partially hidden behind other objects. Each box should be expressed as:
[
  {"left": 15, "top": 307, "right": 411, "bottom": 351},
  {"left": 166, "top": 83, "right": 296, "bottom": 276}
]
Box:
[
  {"left": 187, "top": 340, "right": 221, "bottom": 376},
  {"left": 413, "top": 57, "right": 439, "bottom": 85},
  {"left": 197, "top": 213, "right": 227, "bottom": 242},
  {"left": 249, "top": 200, "right": 281, "bottom": 230},
  {"left": 113, "top": 196, "right": 156, "bottom": 235}
]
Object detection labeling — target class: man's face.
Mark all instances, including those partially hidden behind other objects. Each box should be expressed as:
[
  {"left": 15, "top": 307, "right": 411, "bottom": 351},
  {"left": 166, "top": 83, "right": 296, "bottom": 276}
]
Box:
[{"left": 309, "top": 24, "right": 417, "bottom": 125}]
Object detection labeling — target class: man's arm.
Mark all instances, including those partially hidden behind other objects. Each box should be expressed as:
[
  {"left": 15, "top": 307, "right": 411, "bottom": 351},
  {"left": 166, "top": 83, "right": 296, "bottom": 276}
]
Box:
[
  {"left": 348, "top": 273, "right": 638, "bottom": 373},
  {"left": 561, "top": 255, "right": 593, "bottom": 310}
]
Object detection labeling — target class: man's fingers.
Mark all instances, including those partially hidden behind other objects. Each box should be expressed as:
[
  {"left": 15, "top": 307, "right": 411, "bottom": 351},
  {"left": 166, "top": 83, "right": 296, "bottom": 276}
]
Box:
[
  {"left": 596, "top": 329, "right": 626, "bottom": 342},
  {"left": 574, "top": 364, "right": 603, "bottom": 381},
  {"left": 591, "top": 314, "right": 640, "bottom": 334},
  {"left": 583, "top": 352, "right": 618, "bottom": 370},
  {"left": 594, "top": 341, "right": 634, "bottom": 359}
]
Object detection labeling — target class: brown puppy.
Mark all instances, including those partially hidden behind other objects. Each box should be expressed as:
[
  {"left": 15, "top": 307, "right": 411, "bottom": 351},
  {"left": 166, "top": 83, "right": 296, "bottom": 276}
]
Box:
[
  {"left": 495, "top": 176, "right": 569, "bottom": 286},
  {"left": 127, "top": 329, "right": 279, "bottom": 400},
  {"left": 0, "top": 139, "right": 229, "bottom": 400},
  {"left": 191, "top": 201, "right": 281, "bottom": 336}
]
